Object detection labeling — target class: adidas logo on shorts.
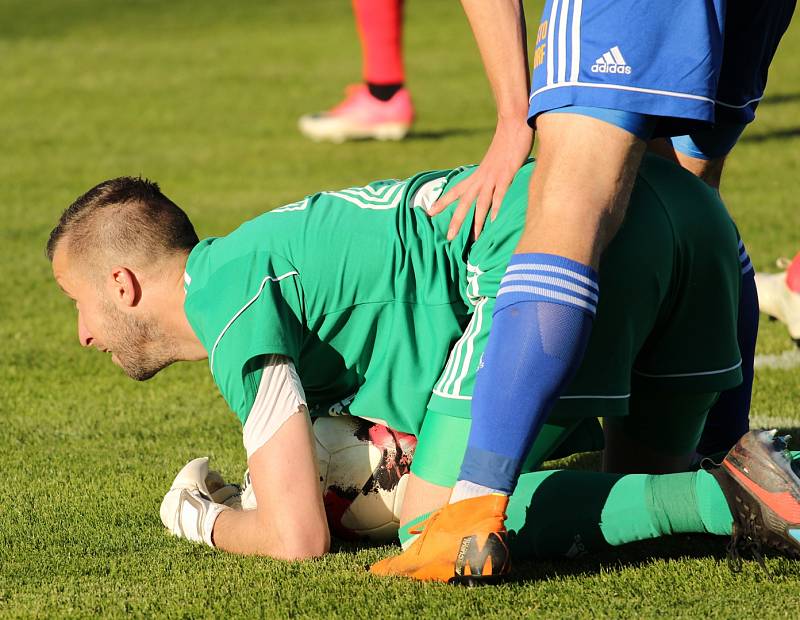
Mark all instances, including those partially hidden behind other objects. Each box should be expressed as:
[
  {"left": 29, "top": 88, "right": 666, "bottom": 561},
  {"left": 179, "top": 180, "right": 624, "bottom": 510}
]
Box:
[{"left": 591, "top": 46, "right": 632, "bottom": 75}]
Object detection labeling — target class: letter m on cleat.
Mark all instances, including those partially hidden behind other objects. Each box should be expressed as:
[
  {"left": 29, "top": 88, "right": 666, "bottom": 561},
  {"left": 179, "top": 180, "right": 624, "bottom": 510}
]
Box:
[{"left": 454, "top": 532, "right": 509, "bottom": 578}]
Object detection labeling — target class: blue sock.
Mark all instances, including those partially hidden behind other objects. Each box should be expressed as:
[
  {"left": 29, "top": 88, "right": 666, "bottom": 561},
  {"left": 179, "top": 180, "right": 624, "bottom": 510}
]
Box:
[
  {"left": 458, "top": 253, "right": 598, "bottom": 494},
  {"left": 697, "top": 239, "right": 757, "bottom": 455}
]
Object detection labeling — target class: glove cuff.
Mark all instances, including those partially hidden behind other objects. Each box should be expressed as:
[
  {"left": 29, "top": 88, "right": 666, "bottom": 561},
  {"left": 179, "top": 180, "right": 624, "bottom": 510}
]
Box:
[{"left": 202, "top": 502, "right": 231, "bottom": 548}]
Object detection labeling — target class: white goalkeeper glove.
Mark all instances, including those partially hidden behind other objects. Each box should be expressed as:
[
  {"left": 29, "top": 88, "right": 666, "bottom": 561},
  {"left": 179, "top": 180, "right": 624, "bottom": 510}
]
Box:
[
  {"left": 240, "top": 468, "right": 258, "bottom": 511},
  {"left": 205, "top": 468, "right": 243, "bottom": 510},
  {"left": 159, "top": 457, "right": 242, "bottom": 547}
]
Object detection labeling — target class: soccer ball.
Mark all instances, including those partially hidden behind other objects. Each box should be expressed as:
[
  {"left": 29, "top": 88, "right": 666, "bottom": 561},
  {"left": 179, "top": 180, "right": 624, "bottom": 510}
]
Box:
[
  {"left": 240, "top": 416, "right": 417, "bottom": 543},
  {"left": 315, "top": 416, "right": 417, "bottom": 542}
]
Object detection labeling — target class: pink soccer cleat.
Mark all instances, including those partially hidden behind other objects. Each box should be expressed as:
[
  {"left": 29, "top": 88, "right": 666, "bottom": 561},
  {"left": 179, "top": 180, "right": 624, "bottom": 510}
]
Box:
[{"left": 298, "top": 84, "right": 414, "bottom": 143}]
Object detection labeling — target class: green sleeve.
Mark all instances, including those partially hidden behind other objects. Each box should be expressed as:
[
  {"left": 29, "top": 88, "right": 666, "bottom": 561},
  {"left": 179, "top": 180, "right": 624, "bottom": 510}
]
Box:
[{"left": 185, "top": 247, "right": 305, "bottom": 424}]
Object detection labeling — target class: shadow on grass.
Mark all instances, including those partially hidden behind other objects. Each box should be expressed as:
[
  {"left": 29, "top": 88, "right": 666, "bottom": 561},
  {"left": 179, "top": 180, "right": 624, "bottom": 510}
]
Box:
[
  {"left": 508, "top": 536, "right": 800, "bottom": 585},
  {"left": 332, "top": 538, "right": 389, "bottom": 554},
  {"left": 760, "top": 93, "right": 800, "bottom": 106},
  {"left": 506, "top": 535, "right": 732, "bottom": 584},
  {"left": 740, "top": 127, "right": 800, "bottom": 144},
  {"left": 405, "top": 127, "right": 492, "bottom": 141}
]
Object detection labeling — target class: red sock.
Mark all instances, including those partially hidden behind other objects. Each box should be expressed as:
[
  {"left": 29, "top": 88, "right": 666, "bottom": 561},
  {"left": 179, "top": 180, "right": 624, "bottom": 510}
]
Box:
[
  {"left": 352, "top": 0, "right": 404, "bottom": 85},
  {"left": 787, "top": 252, "right": 800, "bottom": 293}
]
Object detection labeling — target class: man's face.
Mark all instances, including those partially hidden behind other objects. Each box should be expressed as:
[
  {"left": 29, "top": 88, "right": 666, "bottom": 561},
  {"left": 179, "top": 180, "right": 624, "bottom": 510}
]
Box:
[{"left": 52, "top": 245, "right": 177, "bottom": 381}]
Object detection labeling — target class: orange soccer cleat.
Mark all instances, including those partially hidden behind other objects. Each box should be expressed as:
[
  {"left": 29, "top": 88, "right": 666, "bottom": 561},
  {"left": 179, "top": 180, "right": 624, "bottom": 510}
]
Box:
[{"left": 370, "top": 494, "right": 511, "bottom": 585}]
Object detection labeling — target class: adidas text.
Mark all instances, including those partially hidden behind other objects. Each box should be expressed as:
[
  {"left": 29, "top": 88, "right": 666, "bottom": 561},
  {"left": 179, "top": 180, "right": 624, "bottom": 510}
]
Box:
[
  {"left": 591, "top": 46, "right": 632, "bottom": 75},
  {"left": 591, "top": 63, "right": 631, "bottom": 75}
]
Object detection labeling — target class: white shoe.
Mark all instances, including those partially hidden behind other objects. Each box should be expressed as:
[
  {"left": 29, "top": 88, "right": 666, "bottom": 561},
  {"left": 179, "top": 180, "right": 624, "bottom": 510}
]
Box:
[{"left": 755, "top": 270, "right": 800, "bottom": 343}]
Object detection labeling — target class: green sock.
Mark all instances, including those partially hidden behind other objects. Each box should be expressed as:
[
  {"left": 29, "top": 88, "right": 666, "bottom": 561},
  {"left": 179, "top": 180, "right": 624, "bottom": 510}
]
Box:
[
  {"left": 504, "top": 469, "right": 732, "bottom": 559},
  {"left": 601, "top": 470, "right": 731, "bottom": 546},
  {"left": 398, "top": 511, "right": 431, "bottom": 550},
  {"left": 506, "top": 469, "right": 622, "bottom": 558},
  {"left": 693, "top": 470, "right": 733, "bottom": 535}
]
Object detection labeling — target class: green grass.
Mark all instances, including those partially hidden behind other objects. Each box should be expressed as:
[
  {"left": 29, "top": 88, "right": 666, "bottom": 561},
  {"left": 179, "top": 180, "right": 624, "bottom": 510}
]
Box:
[{"left": 2, "top": 1, "right": 800, "bottom": 617}]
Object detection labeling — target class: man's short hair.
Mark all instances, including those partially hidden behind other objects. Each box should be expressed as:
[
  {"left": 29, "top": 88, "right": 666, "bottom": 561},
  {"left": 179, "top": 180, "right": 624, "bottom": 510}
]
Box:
[{"left": 46, "top": 177, "right": 199, "bottom": 267}]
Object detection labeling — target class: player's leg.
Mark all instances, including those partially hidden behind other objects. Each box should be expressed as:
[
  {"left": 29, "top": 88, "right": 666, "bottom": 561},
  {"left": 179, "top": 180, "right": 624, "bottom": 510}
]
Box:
[
  {"left": 298, "top": 0, "right": 413, "bottom": 142},
  {"left": 672, "top": 0, "right": 797, "bottom": 352},
  {"left": 658, "top": 140, "right": 758, "bottom": 455},
  {"left": 397, "top": 399, "right": 779, "bottom": 562},
  {"left": 504, "top": 466, "right": 732, "bottom": 559},
  {"left": 697, "top": 243, "right": 757, "bottom": 456},
  {"left": 399, "top": 467, "right": 732, "bottom": 560},
  {"left": 393, "top": 400, "right": 798, "bottom": 565},
  {"left": 354, "top": 0, "right": 405, "bottom": 99},
  {"left": 659, "top": 131, "right": 761, "bottom": 455},
  {"left": 510, "top": 388, "right": 800, "bottom": 561},
  {"left": 479, "top": 434, "right": 800, "bottom": 562},
  {"left": 603, "top": 391, "right": 719, "bottom": 475},
  {"left": 657, "top": 126, "right": 759, "bottom": 455},
  {"left": 669, "top": 131, "right": 743, "bottom": 190},
  {"left": 395, "top": 408, "right": 582, "bottom": 553},
  {"left": 454, "top": 111, "right": 650, "bottom": 505},
  {"left": 451, "top": 0, "right": 724, "bottom": 505}
]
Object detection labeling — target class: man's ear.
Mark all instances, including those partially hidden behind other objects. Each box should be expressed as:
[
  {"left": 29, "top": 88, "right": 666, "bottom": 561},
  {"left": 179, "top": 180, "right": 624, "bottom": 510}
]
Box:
[{"left": 107, "top": 267, "right": 141, "bottom": 308}]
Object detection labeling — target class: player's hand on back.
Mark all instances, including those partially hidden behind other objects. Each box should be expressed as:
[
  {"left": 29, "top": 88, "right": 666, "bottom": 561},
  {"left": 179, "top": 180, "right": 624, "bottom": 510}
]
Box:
[{"left": 428, "top": 109, "right": 533, "bottom": 242}]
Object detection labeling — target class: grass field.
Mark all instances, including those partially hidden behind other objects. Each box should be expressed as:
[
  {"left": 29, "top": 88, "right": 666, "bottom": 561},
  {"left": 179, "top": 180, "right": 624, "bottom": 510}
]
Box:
[{"left": 2, "top": 1, "right": 800, "bottom": 617}]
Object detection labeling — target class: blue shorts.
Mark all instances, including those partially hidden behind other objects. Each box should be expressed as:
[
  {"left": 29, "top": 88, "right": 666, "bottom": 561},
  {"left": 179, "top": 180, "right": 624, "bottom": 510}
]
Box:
[
  {"left": 670, "top": 123, "right": 746, "bottom": 160},
  {"left": 529, "top": 0, "right": 796, "bottom": 137}
]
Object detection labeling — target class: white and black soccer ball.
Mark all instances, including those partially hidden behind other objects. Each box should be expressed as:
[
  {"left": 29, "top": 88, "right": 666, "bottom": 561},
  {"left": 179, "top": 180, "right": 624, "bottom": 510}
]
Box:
[{"left": 241, "top": 416, "right": 417, "bottom": 542}]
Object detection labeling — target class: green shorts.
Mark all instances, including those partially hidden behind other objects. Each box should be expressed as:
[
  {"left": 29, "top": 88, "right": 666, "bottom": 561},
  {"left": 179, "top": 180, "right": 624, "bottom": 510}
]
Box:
[
  {"left": 412, "top": 410, "right": 604, "bottom": 487},
  {"left": 413, "top": 390, "right": 718, "bottom": 488},
  {"left": 416, "top": 155, "right": 743, "bottom": 485},
  {"left": 428, "top": 154, "right": 742, "bottom": 419}
]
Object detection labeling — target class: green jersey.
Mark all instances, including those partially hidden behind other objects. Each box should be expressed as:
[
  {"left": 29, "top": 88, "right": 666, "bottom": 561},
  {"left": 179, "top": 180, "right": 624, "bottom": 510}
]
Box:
[
  {"left": 184, "top": 155, "right": 742, "bottom": 439},
  {"left": 184, "top": 170, "right": 474, "bottom": 433}
]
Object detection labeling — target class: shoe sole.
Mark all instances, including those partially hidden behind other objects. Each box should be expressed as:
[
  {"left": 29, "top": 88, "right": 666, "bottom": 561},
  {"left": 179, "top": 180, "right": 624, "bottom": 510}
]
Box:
[
  {"left": 298, "top": 119, "right": 410, "bottom": 143},
  {"left": 448, "top": 574, "right": 505, "bottom": 587},
  {"left": 450, "top": 531, "right": 511, "bottom": 586},
  {"left": 719, "top": 462, "right": 800, "bottom": 559},
  {"left": 764, "top": 314, "right": 800, "bottom": 346}
]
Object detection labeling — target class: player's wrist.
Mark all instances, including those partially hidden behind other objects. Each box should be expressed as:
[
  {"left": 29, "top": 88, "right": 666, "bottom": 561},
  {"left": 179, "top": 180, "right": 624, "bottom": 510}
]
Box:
[
  {"left": 495, "top": 109, "right": 531, "bottom": 126},
  {"left": 202, "top": 502, "right": 232, "bottom": 548}
]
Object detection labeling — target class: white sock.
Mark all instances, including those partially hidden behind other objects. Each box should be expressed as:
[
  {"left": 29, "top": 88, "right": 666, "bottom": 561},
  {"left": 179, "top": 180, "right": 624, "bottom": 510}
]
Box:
[{"left": 449, "top": 480, "right": 506, "bottom": 504}]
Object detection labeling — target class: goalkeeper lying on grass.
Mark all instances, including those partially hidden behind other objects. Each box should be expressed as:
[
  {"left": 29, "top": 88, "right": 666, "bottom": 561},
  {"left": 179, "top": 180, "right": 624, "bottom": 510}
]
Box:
[{"left": 48, "top": 154, "right": 800, "bottom": 574}]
